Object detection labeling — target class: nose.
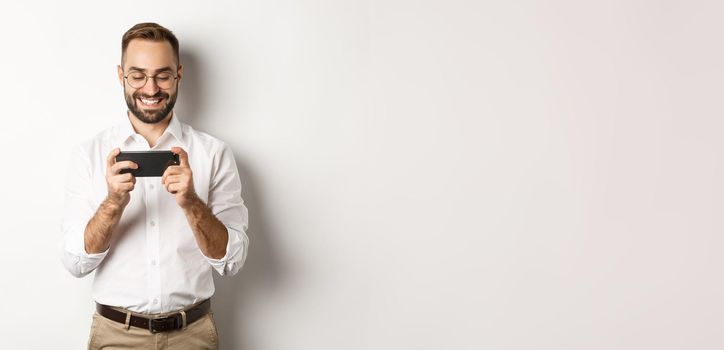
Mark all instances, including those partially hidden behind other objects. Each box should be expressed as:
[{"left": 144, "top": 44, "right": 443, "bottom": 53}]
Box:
[{"left": 140, "top": 77, "right": 160, "bottom": 96}]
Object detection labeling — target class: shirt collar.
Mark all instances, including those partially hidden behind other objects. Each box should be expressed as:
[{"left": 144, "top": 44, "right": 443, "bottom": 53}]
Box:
[
  {"left": 164, "top": 113, "right": 184, "bottom": 143},
  {"left": 116, "top": 112, "right": 184, "bottom": 146}
]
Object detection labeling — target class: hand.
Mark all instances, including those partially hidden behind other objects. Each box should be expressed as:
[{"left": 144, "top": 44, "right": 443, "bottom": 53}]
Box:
[
  {"left": 162, "top": 147, "right": 198, "bottom": 209},
  {"left": 105, "top": 148, "right": 137, "bottom": 208}
]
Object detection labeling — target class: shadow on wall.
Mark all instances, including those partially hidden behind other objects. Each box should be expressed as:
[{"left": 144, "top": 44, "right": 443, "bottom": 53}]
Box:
[
  {"left": 178, "top": 49, "right": 286, "bottom": 350},
  {"left": 214, "top": 157, "right": 285, "bottom": 350},
  {"left": 176, "top": 50, "right": 204, "bottom": 130}
]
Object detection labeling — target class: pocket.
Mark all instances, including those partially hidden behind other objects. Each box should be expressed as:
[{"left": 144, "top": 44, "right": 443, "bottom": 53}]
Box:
[
  {"left": 207, "top": 312, "right": 219, "bottom": 348},
  {"left": 87, "top": 313, "right": 100, "bottom": 350}
]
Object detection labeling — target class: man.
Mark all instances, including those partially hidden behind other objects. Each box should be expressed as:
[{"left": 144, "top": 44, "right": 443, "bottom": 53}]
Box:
[{"left": 61, "top": 22, "right": 249, "bottom": 350}]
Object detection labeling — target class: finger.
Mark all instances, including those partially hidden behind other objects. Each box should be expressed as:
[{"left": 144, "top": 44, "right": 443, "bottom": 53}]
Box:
[
  {"left": 164, "top": 175, "right": 181, "bottom": 184},
  {"left": 162, "top": 168, "right": 178, "bottom": 184},
  {"left": 112, "top": 182, "right": 134, "bottom": 193},
  {"left": 111, "top": 161, "right": 138, "bottom": 175},
  {"left": 167, "top": 183, "right": 182, "bottom": 193},
  {"left": 161, "top": 168, "right": 169, "bottom": 184},
  {"left": 162, "top": 166, "right": 183, "bottom": 180},
  {"left": 115, "top": 173, "right": 135, "bottom": 183},
  {"left": 171, "top": 147, "right": 189, "bottom": 167},
  {"left": 120, "top": 182, "right": 135, "bottom": 192},
  {"left": 111, "top": 161, "right": 137, "bottom": 175},
  {"left": 164, "top": 166, "right": 183, "bottom": 174},
  {"left": 107, "top": 148, "right": 120, "bottom": 169}
]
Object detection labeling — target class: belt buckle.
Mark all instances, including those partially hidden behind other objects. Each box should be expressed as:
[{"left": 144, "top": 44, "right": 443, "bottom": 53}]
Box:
[
  {"left": 149, "top": 316, "right": 178, "bottom": 334},
  {"left": 149, "top": 317, "right": 162, "bottom": 333}
]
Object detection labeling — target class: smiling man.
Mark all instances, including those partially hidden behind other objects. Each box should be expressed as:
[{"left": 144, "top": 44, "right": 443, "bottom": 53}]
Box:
[{"left": 61, "top": 23, "right": 249, "bottom": 350}]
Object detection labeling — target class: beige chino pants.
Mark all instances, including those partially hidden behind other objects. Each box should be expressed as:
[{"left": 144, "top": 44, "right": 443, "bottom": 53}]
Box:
[{"left": 87, "top": 310, "right": 219, "bottom": 350}]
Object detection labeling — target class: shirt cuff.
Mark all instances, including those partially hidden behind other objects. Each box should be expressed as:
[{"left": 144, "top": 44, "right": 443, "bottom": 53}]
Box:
[
  {"left": 79, "top": 247, "right": 109, "bottom": 272},
  {"left": 62, "top": 227, "right": 110, "bottom": 278},
  {"left": 202, "top": 226, "right": 243, "bottom": 276}
]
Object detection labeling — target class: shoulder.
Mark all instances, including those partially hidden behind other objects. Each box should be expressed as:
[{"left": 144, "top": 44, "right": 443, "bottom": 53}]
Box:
[
  {"left": 72, "top": 124, "right": 121, "bottom": 162},
  {"left": 181, "top": 123, "right": 232, "bottom": 157}
]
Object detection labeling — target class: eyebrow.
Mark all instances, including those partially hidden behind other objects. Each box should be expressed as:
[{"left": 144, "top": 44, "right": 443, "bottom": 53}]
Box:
[{"left": 127, "top": 66, "right": 175, "bottom": 73}]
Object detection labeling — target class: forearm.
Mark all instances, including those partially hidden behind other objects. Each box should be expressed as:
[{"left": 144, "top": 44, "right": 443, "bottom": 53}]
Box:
[
  {"left": 84, "top": 197, "right": 125, "bottom": 254},
  {"left": 183, "top": 196, "right": 229, "bottom": 259}
]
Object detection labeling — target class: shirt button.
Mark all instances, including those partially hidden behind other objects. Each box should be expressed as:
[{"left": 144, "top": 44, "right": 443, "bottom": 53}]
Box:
[
  {"left": 150, "top": 221, "right": 156, "bottom": 227},
  {"left": 149, "top": 184, "right": 155, "bottom": 190},
  {"left": 151, "top": 260, "right": 157, "bottom": 266},
  {"left": 153, "top": 298, "right": 159, "bottom": 305}
]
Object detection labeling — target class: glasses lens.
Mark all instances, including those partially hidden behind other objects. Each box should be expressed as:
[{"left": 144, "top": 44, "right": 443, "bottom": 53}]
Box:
[
  {"left": 127, "top": 73, "right": 147, "bottom": 89},
  {"left": 155, "top": 73, "right": 174, "bottom": 89}
]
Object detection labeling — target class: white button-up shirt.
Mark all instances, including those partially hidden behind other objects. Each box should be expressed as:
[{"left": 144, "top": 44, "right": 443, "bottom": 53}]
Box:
[{"left": 61, "top": 113, "right": 249, "bottom": 313}]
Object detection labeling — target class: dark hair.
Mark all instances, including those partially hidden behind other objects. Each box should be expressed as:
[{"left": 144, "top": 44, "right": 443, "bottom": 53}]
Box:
[{"left": 121, "top": 22, "right": 179, "bottom": 67}]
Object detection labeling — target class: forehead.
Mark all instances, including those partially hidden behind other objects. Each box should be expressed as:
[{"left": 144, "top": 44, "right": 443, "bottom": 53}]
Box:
[{"left": 123, "top": 39, "right": 177, "bottom": 69}]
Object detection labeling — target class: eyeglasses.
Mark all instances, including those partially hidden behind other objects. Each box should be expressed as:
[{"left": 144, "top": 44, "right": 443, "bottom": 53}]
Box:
[{"left": 124, "top": 71, "right": 178, "bottom": 90}]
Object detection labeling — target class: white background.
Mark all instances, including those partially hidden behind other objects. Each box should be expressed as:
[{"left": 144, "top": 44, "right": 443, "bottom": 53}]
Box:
[{"left": 0, "top": 1, "right": 722, "bottom": 349}]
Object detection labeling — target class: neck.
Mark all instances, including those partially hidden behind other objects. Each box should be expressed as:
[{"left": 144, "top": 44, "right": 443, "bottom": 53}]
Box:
[{"left": 127, "top": 111, "right": 173, "bottom": 148}]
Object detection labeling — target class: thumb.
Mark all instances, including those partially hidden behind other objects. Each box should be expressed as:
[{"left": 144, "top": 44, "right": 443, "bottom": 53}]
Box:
[{"left": 172, "top": 147, "right": 189, "bottom": 166}]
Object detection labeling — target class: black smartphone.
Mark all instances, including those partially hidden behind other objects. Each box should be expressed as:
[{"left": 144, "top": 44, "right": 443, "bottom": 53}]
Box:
[{"left": 116, "top": 151, "right": 180, "bottom": 177}]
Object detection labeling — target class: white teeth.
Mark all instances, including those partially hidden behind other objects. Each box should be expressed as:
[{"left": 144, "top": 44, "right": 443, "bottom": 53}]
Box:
[{"left": 140, "top": 98, "right": 161, "bottom": 105}]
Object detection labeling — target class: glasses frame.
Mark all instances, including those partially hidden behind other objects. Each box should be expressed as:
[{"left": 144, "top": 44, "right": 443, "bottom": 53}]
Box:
[{"left": 123, "top": 72, "right": 179, "bottom": 90}]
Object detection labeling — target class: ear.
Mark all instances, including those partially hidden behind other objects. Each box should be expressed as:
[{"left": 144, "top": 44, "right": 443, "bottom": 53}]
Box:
[
  {"left": 117, "top": 65, "right": 124, "bottom": 87},
  {"left": 177, "top": 64, "right": 183, "bottom": 83}
]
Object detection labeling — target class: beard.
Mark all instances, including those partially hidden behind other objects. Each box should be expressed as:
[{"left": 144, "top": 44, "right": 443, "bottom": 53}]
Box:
[{"left": 124, "top": 87, "right": 178, "bottom": 124}]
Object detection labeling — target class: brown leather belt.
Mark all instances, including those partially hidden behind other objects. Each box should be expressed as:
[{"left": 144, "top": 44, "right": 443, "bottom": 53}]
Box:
[{"left": 96, "top": 299, "right": 211, "bottom": 333}]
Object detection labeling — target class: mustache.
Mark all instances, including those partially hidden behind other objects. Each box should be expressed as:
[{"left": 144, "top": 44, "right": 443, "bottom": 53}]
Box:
[{"left": 133, "top": 91, "right": 169, "bottom": 99}]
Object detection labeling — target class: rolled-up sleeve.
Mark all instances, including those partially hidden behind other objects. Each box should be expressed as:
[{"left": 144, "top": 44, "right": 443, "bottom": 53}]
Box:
[
  {"left": 61, "top": 145, "right": 108, "bottom": 278},
  {"left": 203, "top": 143, "right": 249, "bottom": 276}
]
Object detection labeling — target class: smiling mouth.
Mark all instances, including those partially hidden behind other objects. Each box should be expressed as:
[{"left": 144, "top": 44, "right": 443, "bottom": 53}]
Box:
[{"left": 138, "top": 97, "right": 164, "bottom": 108}]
